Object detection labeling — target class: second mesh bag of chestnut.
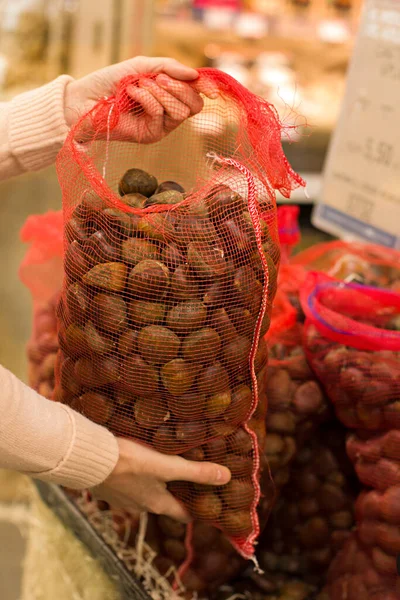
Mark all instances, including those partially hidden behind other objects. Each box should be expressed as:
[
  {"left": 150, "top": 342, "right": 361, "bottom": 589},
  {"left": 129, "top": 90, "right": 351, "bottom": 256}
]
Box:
[{"left": 54, "top": 68, "right": 303, "bottom": 558}]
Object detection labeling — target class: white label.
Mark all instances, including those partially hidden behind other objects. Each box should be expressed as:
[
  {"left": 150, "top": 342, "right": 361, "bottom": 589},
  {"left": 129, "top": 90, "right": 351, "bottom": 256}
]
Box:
[{"left": 313, "top": 0, "right": 400, "bottom": 249}]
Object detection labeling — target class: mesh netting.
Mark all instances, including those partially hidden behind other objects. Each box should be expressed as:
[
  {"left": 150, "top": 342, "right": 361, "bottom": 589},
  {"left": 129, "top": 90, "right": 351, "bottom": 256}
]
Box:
[
  {"left": 276, "top": 205, "right": 300, "bottom": 265},
  {"left": 265, "top": 307, "right": 332, "bottom": 474},
  {"left": 82, "top": 495, "right": 321, "bottom": 600},
  {"left": 292, "top": 241, "right": 400, "bottom": 290},
  {"left": 53, "top": 68, "right": 304, "bottom": 560},
  {"left": 301, "top": 273, "right": 400, "bottom": 598},
  {"left": 301, "top": 272, "right": 400, "bottom": 427},
  {"left": 20, "top": 211, "right": 63, "bottom": 398},
  {"left": 258, "top": 424, "right": 358, "bottom": 589},
  {"left": 282, "top": 238, "right": 400, "bottom": 327}
]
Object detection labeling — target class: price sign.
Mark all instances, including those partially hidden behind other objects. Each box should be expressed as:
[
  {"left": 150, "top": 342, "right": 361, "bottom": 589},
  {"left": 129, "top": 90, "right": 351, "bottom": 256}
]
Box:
[{"left": 313, "top": 0, "right": 400, "bottom": 249}]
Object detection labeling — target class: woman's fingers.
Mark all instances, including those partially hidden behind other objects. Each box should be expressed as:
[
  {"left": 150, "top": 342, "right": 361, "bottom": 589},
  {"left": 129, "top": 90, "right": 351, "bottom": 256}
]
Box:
[
  {"left": 126, "top": 85, "right": 163, "bottom": 118},
  {"left": 156, "top": 74, "right": 204, "bottom": 116},
  {"left": 138, "top": 79, "right": 191, "bottom": 123},
  {"left": 135, "top": 56, "right": 199, "bottom": 81},
  {"left": 151, "top": 490, "right": 192, "bottom": 523},
  {"left": 193, "top": 77, "right": 220, "bottom": 100},
  {"left": 157, "top": 454, "right": 231, "bottom": 486},
  {"left": 125, "top": 85, "right": 164, "bottom": 141}
]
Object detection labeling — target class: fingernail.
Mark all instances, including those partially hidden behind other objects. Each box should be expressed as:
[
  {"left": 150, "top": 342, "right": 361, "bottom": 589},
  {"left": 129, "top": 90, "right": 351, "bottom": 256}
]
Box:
[
  {"left": 217, "top": 467, "right": 231, "bottom": 484},
  {"left": 215, "top": 469, "right": 224, "bottom": 482},
  {"left": 209, "top": 91, "right": 219, "bottom": 100}
]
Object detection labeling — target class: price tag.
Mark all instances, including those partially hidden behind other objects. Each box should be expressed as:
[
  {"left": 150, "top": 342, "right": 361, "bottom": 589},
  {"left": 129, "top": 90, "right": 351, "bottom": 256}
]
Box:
[{"left": 313, "top": 0, "right": 400, "bottom": 249}]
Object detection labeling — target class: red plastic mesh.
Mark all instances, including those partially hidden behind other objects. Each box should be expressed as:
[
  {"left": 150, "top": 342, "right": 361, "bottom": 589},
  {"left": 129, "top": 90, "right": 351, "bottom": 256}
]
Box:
[
  {"left": 142, "top": 515, "right": 244, "bottom": 595},
  {"left": 326, "top": 531, "right": 400, "bottom": 600},
  {"left": 53, "top": 68, "right": 304, "bottom": 560},
  {"left": 19, "top": 211, "right": 64, "bottom": 307},
  {"left": 266, "top": 288, "right": 297, "bottom": 343},
  {"left": 285, "top": 240, "right": 400, "bottom": 325},
  {"left": 301, "top": 273, "right": 400, "bottom": 598},
  {"left": 276, "top": 204, "right": 300, "bottom": 265},
  {"left": 292, "top": 240, "right": 400, "bottom": 290},
  {"left": 301, "top": 272, "right": 400, "bottom": 431},
  {"left": 19, "top": 211, "right": 63, "bottom": 398}
]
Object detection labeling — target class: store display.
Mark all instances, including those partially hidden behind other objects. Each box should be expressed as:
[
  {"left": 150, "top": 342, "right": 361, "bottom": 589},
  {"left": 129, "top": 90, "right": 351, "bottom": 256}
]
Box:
[
  {"left": 21, "top": 215, "right": 400, "bottom": 598},
  {"left": 7, "top": 0, "right": 400, "bottom": 597}
]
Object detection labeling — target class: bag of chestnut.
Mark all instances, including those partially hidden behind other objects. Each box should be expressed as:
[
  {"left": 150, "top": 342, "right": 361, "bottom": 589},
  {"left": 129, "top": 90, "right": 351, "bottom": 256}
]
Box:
[
  {"left": 292, "top": 240, "right": 400, "bottom": 290},
  {"left": 301, "top": 275, "right": 400, "bottom": 597},
  {"left": 301, "top": 271, "right": 400, "bottom": 433},
  {"left": 54, "top": 69, "right": 304, "bottom": 560},
  {"left": 19, "top": 211, "right": 63, "bottom": 398}
]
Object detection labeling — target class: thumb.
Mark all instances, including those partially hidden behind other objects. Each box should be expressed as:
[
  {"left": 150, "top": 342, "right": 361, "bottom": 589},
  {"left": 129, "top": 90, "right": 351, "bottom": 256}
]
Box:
[{"left": 161, "top": 455, "right": 231, "bottom": 486}]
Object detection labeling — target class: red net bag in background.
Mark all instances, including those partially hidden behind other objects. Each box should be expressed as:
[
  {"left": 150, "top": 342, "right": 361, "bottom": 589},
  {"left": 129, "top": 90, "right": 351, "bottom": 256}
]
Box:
[
  {"left": 264, "top": 273, "right": 331, "bottom": 480},
  {"left": 325, "top": 532, "right": 400, "bottom": 600},
  {"left": 300, "top": 274, "right": 400, "bottom": 599},
  {"left": 292, "top": 240, "right": 400, "bottom": 290},
  {"left": 327, "top": 432, "right": 400, "bottom": 600},
  {"left": 19, "top": 211, "right": 63, "bottom": 399},
  {"left": 276, "top": 204, "right": 300, "bottom": 265},
  {"left": 275, "top": 204, "right": 307, "bottom": 321},
  {"left": 53, "top": 68, "right": 304, "bottom": 561},
  {"left": 301, "top": 272, "right": 400, "bottom": 432},
  {"left": 265, "top": 318, "right": 332, "bottom": 472}
]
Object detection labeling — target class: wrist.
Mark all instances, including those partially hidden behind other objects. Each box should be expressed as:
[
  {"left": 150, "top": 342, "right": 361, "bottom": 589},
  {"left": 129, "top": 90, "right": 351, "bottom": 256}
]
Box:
[
  {"left": 64, "top": 79, "right": 85, "bottom": 129},
  {"left": 105, "top": 438, "right": 133, "bottom": 482}
]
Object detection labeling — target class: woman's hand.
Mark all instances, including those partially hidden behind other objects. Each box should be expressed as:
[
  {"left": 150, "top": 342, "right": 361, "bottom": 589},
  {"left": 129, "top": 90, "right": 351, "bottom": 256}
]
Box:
[
  {"left": 92, "top": 438, "right": 231, "bottom": 523},
  {"left": 64, "top": 56, "right": 217, "bottom": 143}
]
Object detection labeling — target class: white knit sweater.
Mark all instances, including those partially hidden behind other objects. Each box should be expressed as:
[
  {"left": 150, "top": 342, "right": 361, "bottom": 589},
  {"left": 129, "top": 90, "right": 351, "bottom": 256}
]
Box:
[{"left": 0, "top": 76, "right": 119, "bottom": 489}]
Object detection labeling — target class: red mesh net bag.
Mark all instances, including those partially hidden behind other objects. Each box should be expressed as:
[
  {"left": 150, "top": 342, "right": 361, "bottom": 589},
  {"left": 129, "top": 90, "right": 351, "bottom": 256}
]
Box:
[
  {"left": 300, "top": 273, "right": 400, "bottom": 599},
  {"left": 301, "top": 272, "right": 400, "bottom": 432},
  {"left": 53, "top": 68, "right": 304, "bottom": 560},
  {"left": 292, "top": 240, "right": 400, "bottom": 290},
  {"left": 274, "top": 205, "right": 307, "bottom": 320},
  {"left": 19, "top": 211, "right": 63, "bottom": 398},
  {"left": 323, "top": 430, "right": 400, "bottom": 599},
  {"left": 131, "top": 514, "right": 245, "bottom": 596},
  {"left": 276, "top": 204, "right": 300, "bottom": 265}
]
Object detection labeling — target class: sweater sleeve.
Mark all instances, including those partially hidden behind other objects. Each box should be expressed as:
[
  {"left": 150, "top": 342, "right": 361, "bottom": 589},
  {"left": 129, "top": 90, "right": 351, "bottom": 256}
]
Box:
[
  {"left": 0, "top": 79, "right": 120, "bottom": 488},
  {"left": 0, "top": 364, "right": 119, "bottom": 489},
  {"left": 0, "top": 75, "right": 72, "bottom": 181}
]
